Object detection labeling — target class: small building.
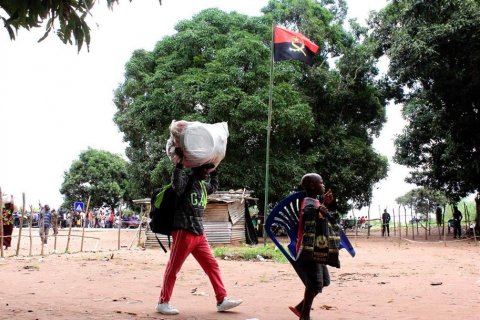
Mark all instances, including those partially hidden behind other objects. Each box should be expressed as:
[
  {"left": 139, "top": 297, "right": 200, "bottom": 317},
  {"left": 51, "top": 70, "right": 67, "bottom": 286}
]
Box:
[{"left": 143, "top": 189, "right": 256, "bottom": 247}]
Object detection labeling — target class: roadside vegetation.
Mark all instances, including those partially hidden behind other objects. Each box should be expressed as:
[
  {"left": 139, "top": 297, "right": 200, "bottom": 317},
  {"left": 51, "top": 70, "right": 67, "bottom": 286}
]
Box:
[{"left": 213, "top": 244, "right": 288, "bottom": 263}]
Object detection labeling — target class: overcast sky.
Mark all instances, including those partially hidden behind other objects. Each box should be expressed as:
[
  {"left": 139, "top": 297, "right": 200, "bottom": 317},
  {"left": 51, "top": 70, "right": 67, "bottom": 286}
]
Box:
[{"left": 0, "top": 0, "right": 409, "bottom": 214}]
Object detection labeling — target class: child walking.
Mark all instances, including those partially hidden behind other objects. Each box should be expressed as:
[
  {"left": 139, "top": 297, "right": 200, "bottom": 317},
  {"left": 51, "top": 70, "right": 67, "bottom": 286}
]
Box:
[{"left": 289, "top": 173, "right": 337, "bottom": 320}]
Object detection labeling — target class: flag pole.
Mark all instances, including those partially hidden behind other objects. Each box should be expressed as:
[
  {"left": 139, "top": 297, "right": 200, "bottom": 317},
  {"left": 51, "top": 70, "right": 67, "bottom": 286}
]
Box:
[{"left": 263, "top": 23, "right": 275, "bottom": 246}]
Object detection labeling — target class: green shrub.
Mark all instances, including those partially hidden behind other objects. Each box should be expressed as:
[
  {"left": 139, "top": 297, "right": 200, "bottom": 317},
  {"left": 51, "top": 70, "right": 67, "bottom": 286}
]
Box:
[{"left": 213, "top": 244, "right": 288, "bottom": 263}]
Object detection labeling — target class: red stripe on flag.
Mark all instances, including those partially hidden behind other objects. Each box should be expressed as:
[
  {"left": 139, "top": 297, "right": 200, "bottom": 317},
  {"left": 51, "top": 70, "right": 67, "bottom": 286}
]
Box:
[{"left": 274, "top": 26, "right": 319, "bottom": 54}]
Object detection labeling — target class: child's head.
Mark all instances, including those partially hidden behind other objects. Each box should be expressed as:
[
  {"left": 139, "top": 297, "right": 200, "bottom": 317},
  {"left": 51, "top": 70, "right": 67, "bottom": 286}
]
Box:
[{"left": 300, "top": 173, "right": 325, "bottom": 197}]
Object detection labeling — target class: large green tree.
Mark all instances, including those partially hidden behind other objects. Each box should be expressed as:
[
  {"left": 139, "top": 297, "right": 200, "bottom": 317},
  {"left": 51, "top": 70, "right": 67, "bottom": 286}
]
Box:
[
  {"left": 113, "top": 0, "right": 388, "bottom": 213},
  {"left": 1, "top": 0, "right": 160, "bottom": 51},
  {"left": 396, "top": 187, "right": 447, "bottom": 220},
  {"left": 370, "top": 0, "right": 480, "bottom": 228},
  {"left": 60, "top": 148, "right": 130, "bottom": 211}
]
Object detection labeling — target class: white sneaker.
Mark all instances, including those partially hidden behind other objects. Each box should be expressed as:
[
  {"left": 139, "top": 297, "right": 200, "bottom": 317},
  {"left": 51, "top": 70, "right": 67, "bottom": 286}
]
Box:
[
  {"left": 217, "top": 297, "right": 243, "bottom": 312},
  {"left": 155, "top": 302, "right": 179, "bottom": 315}
]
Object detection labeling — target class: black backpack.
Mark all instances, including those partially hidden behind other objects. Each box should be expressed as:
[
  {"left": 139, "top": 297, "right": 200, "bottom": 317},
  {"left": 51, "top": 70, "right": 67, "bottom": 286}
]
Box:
[
  {"left": 149, "top": 184, "right": 176, "bottom": 252},
  {"left": 149, "top": 177, "right": 192, "bottom": 252}
]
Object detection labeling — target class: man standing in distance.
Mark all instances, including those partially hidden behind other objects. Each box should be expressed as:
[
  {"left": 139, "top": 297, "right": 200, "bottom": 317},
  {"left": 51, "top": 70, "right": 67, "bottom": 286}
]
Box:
[{"left": 382, "top": 209, "right": 391, "bottom": 237}]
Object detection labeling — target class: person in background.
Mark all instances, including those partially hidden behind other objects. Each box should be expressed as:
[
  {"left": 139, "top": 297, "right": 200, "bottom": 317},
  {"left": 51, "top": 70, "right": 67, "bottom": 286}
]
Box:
[
  {"left": 99, "top": 210, "right": 106, "bottom": 228},
  {"left": 38, "top": 204, "right": 53, "bottom": 246},
  {"left": 108, "top": 210, "right": 115, "bottom": 228},
  {"left": 435, "top": 204, "right": 443, "bottom": 227},
  {"left": 51, "top": 209, "right": 59, "bottom": 236},
  {"left": 67, "top": 210, "right": 74, "bottom": 227},
  {"left": 360, "top": 216, "right": 366, "bottom": 229},
  {"left": 80, "top": 210, "right": 86, "bottom": 227},
  {"left": 452, "top": 205, "right": 463, "bottom": 239},
  {"left": 382, "top": 209, "right": 391, "bottom": 237},
  {"left": 88, "top": 210, "right": 94, "bottom": 228},
  {"left": 2, "top": 203, "right": 15, "bottom": 250},
  {"left": 156, "top": 161, "right": 242, "bottom": 315}
]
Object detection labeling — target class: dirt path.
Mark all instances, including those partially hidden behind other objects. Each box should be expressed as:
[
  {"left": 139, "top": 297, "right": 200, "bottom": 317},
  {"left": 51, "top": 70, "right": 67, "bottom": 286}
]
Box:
[{"left": 1, "top": 229, "right": 479, "bottom": 319}]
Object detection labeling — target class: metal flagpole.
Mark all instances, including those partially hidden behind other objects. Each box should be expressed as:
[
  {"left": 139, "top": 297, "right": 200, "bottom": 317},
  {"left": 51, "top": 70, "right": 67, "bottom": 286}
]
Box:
[{"left": 263, "top": 22, "right": 275, "bottom": 246}]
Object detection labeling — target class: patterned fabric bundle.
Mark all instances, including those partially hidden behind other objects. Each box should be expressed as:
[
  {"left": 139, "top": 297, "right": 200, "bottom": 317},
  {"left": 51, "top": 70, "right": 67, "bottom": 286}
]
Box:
[{"left": 298, "top": 199, "right": 340, "bottom": 268}]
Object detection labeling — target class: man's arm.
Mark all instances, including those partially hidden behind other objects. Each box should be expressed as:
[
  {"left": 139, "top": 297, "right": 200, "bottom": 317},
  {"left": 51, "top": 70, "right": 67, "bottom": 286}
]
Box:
[
  {"left": 205, "top": 170, "right": 219, "bottom": 195},
  {"left": 171, "top": 163, "right": 190, "bottom": 196}
]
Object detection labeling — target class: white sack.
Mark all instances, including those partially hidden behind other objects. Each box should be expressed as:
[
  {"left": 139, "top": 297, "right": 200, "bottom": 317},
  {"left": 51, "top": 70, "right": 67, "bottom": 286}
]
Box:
[
  {"left": 2, "top": 195, "right": 13, "bottom": 204},
  {"left": 166, "top": 120, "right": 229, "bottom": 169}
]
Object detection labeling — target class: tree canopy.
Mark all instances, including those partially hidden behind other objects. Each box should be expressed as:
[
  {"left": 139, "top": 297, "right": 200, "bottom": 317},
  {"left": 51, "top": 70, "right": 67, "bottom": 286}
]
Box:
[
  {"left": 113, "top": 0, "right": 388, "bottom": 213},
  {"left": 396, "top": 187, "right": 447, "bottom": 219},
  {"left": 0, "top": 0, "right": 160, "bottom": 51},
  {"left": 59, "top": 148, "right": 130, "bottom": 211},
  {"left": 370, "top": 0, "right": 480, "bottom": 201}
]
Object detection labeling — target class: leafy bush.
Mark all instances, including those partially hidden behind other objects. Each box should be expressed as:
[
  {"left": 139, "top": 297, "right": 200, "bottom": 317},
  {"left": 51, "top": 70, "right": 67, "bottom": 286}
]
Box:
[{"left": 213, "top": 244, "right": 288, "bottom": 263}]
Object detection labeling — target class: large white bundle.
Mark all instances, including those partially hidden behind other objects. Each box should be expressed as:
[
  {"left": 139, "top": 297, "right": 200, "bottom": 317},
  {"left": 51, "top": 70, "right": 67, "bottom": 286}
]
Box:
[{"left": 166, "top": 120, "right": 229, "bottom": 169}]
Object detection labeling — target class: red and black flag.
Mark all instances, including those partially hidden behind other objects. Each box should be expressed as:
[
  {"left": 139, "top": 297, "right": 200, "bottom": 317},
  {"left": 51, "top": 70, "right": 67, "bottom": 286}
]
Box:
[{"left": 273, "top": 26, "right": 319, "bottom": 66}]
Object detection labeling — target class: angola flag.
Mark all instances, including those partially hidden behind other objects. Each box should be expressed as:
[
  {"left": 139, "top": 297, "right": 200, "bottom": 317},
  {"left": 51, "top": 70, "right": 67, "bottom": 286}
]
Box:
[{"left": 274, "top": 26, "right": 319, "bottom": 66}]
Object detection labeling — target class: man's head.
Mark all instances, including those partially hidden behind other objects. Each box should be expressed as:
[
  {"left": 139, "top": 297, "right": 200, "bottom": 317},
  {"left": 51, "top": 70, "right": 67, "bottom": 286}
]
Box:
[
  {"left": 300, "top": 173, "right": 325, "bottom": 197},
  {"left": 192, "top": 163, "right": 215, "bottom": 180},
  {"left": 44, "top": 205, "right": 50, "bottom": 211}
]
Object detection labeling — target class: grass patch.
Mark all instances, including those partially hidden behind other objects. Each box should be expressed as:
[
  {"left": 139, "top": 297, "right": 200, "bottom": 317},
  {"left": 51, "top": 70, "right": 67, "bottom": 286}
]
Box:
[{"left": 213, "top": 244, "right": 288, "bottom": 263}]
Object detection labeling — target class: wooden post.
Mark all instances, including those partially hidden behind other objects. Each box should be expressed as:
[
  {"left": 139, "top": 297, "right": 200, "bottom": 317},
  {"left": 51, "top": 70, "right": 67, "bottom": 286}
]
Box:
[
  {"left": 471, "top": 197, "right": 479, "bottom": 245},
  {"left": 367, "top": 204, "right": 371, "bottom": 238},
  {"left": 436, "top": 205, "right": 442, "bottom": 240},
  {"left": 403, "top": 205, "right": 412, "bottom": 240},
  {"left": 380, "top": 206, "right": 385, "bottom": 238},
  {"left": 40, "top": 203, "right": 45, "bottom": 256},
  {"left": 53, "top": 210, "right": 58, "bottom": 253},
  {"left": 427, "top": 207, "right": 431, "bottom": 236},
  {"left": 137, "top": 205, "right": 145, "bottom": 247},
  {"left": 442, "top": 204, "right": 446, "bottom": 237},
  {"left": 392, "top": 207, "right": 396, "bottom": 237},
  {"left": 80, "top": 196, "right": 91, "bottom": 252},
  {"left": 442, "top": 204, "right": 447, "bottom": 247},
  {"left": 117, "top": 204, "right": 122, "bottom": 250},
  {"left": 28, "top": 205, "right": 33, "bottom": 256},
  {"left": 0, "top": 187, "right": 4, "bottom": 258},
  {"left": 16, "top": 193, "right": 26, "bottom": 256},
  {"left": 410, "top": 206, "right": 416, "bottom": 237},
  {"left": 398, "top": 207, "right": 402, "bottom": 246},
  {"left": 65, "top": 210, "right": 73, "bottom": 253},
  {"left": 463, "top": 202, "right": 469, "bottom": 237},
  {"left": 425, "top": 212, "right": 428, "bottom": 240},
  {"left": 404, "top": 204, "right": 408, "bottom": 237}
]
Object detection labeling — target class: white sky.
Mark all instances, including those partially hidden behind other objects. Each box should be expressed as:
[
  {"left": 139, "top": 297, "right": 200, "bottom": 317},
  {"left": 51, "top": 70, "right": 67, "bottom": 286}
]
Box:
[{"left": 0, "top": 0, "right": 410, "bottom": 214}]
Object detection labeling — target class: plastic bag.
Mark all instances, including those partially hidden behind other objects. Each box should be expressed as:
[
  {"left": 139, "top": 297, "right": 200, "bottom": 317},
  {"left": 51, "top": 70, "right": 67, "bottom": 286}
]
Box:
[{"left": 166, "top": 120, "right": 229, "bottom": 169}]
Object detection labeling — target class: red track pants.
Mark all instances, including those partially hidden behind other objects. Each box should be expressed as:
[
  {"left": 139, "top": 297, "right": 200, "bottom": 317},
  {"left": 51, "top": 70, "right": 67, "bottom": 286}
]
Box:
[{"left": 159, "top": 229, "right": 227, "bottom": 304}]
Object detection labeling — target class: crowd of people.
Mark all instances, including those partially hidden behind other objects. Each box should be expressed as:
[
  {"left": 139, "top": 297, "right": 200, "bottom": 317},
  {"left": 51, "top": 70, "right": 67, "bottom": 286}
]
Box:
[
  {"left": 11, "top": 207, "right": 139, "bottom": 230},
  {"left": 2, "top": 203, "right": 143, "bottom": 251},
  {"left": 341, "top": 215, "right": 369, "bottom": 230}
]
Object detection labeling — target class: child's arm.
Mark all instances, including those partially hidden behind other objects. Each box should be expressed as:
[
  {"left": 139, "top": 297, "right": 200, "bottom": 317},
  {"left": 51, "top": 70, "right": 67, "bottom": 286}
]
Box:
[{"left": 317, "top": 204, "right": 338, "bottom": 225}]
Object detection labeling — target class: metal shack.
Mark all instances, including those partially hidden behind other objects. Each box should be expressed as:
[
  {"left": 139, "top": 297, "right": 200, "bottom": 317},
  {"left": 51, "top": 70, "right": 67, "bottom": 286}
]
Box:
[{"left": 144, "top": 189, "right": 255, "bottom": 247}]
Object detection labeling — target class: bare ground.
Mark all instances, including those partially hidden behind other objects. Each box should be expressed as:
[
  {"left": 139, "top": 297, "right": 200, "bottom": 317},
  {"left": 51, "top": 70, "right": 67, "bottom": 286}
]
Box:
[{"left": 1, "top": 228, "right": 479, "bottom": 320}]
